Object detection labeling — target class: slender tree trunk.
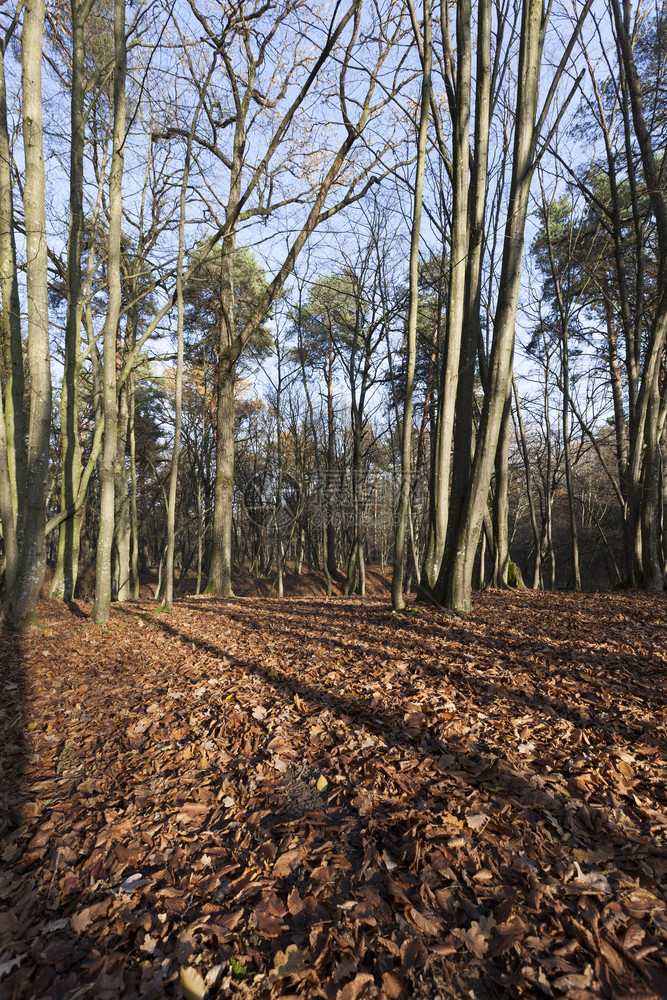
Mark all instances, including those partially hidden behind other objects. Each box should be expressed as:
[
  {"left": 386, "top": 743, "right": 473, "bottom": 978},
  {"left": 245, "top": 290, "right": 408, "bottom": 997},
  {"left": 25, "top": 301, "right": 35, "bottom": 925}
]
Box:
[
  {"left": 512, "top": 375, "right": 541, "bottom": 588},
  {"left": 0, "top": 23, "right": 22, "bottom": 594},
  {"left": 540, "top": 172, "right": 581, "bottom": 591},
  {"left": 0, "top": 27, "right": 25, "bottom": 536},
  {"left": 196, "top": 478, "right": 204, "bottom": 595},
  {"left": 49, "top": 0, "right": 93, "bottom": 603},
  {"left": 162, "top": 310, "right": 183, "bottom": 604},
  {"left": 543, "top": 357, "right": 556, "bottom": 589},
  {"left": 163, "top": 57, "right": 213, "bottom": 608},
  {"left": 5, "top": 0, "right": 51, "bottom": 627},
  {"left": 405, "top": 326, "right": 436, "bottom": 589},
  {"left": 393, "top": 0, "right": 431, "bottom": 609},
  {"left": 299, "top": 327, "right": 332, "bottom": 596},
  {"left": 603, "top": 287, "right": 632, "bottom": 579},
  {"left": 206, "top": 365, "right": 236, "bottom": 595},
  {"left": 129, "top": 373, "right": 140, "bottom": 599},
  {"left": 422, "top": 0, "right": 471, "bottom": 593},
  {"left": 113, "top": 381, "right": 131, "bottom": 601},
  {"left": 0, "top": 386, "right": 17, "bottom": 594},
  {"left": 491, "top": 388, "right": 511, "bottom": 587},
  {"left": 641, "top": 372, "right": 663, "bottom": 590},
  {"left": 561, "top": 327, "right": 581, "bottom": 590},
  {"left": 92, "top": 0, "right": 126, "bottom": 624},
  {"left": 275, "top": 354, "right": 284, "bottom": 599},
  {"left": 353, "top": 453, "right": 365, "bottom": 596},
  {"left": 326, "top": 342, "right": 337, "bottom": 578},
  {"left": 421, "top": 299, "right": 445, "bottom": 587}
]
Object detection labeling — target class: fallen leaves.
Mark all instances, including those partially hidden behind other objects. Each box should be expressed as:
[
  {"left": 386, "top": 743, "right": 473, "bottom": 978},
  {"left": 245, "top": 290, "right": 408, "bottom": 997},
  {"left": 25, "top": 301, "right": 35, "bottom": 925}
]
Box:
[
  {"left": 336, "top": 972, "right": 374, "bottom": 1000},
  {"left": 453, "top": 915, "right": 495, "bottom": 958},
  {"left": 253, "top": 893, "right": 287, "bottom": 937},
  {"left": 70, "top": 899, "right": 111, "bottom": 934},
  {"left": 2, "top": 588, "right": 667, "bottom": 1000}
]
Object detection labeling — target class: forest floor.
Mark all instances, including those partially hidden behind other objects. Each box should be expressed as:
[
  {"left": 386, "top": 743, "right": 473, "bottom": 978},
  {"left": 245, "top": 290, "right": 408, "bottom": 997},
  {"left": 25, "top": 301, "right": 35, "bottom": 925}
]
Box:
[{"left": 1, "top": 587, "right": 667, "bottom": 1000}]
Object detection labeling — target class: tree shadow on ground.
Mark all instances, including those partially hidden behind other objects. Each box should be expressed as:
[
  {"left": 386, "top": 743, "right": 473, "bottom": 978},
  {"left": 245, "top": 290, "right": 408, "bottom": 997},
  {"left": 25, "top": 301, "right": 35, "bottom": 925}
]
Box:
[
  {"left": 0, "top": 617, "right": 134, "bottom": 1000},
  {"left": 0, "top": 624, "right": 26, "bottom": 836},
  {"left": 175, "top": 595, "right": 667, "bottom": 751},
  {"left": 4, "top": 594, "right": 667, "bottom": 1000},
  {"left": 126, "top": 600, "right": 667, "bottom": 877},
  {"left": 117, "top": 598, "right": 667, "bottom": 996}
]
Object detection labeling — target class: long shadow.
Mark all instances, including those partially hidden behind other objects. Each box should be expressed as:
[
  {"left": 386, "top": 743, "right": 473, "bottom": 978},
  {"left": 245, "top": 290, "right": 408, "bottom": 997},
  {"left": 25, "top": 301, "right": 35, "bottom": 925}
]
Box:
[
  {"left": 0, "top": 614, "right": 127, "bottom": 1000},
  {"left": 121, "top": 601, "right": 667, "bottom": 867},
  {"left": 0, "top": 623, "right": 26, "bottom": 838},
  {"left": 5, "top": 595, "right": 666, "bottom": 999},
  {"left": 0, "top": 620, "right": 31, "bottom": 996},
  {"left": 174, "top": 596, "right": 667, "bottom": 749},
  {"left": 131, "top": 597, "right": 667, "bottom": 996}
]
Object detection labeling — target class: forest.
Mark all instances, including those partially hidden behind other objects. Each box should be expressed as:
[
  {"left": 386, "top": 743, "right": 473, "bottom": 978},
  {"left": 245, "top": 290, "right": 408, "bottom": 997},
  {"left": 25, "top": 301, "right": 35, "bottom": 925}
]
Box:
[
  {"left": 0, "top": 0, "right": 664, "bottom": 622},
  {"left": 1, "top": 0, "right": 667, "bottom": 998}
]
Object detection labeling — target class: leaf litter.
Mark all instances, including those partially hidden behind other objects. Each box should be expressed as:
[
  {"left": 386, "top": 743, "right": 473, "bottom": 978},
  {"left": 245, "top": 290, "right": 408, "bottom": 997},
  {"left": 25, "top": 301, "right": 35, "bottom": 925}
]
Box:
[{"left": 1, "top": 588, "right": 666, "bottom": 999}]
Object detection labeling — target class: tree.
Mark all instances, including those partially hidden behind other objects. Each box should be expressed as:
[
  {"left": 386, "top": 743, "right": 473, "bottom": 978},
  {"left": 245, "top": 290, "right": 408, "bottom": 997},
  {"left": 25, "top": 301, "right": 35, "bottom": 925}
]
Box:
[
  {"left": 173, "top": 0, "right": 408, "bottom": 597},
  {"left": 393, "top": 0, "right": 432, "bottom": 610},
  {"left": 0, "top": 5, "right": 23, "bottom": 601},
  {"left": 609, "top": 0, "right": 667, "bottom": 590},
  {"left": 3, "top": 0, "right": 52, "bottom": 628},
  {"left": 433, "top": 0, "right": 594, "bottom": 611},
  {"left": 92, "top": 0, "right": 126, "bottom": 625}
]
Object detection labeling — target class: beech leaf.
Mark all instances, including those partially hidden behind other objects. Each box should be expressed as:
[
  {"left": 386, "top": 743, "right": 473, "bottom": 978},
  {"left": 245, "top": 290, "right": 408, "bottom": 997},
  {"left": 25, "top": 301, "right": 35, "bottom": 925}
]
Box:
[
  {"left": 268, "top": 944, "right": 309, "bottom": 982},
  {"left": 179, "top": 966, "right": 207, "bottom": 1000}
]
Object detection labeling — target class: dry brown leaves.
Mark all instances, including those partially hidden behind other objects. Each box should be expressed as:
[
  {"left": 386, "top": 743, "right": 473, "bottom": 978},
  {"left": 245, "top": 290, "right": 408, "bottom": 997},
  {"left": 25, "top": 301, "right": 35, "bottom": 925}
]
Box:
[{"left": 1, "top": 588, "right": 667, "bottom": 1000}]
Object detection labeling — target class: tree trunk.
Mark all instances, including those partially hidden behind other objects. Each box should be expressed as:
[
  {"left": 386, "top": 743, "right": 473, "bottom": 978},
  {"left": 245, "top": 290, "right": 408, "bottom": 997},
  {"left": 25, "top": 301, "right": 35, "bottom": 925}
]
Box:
[
  {"left": 0, "top": 24, "right": 23, "bottom": 595},
  {"left": 49, "top": 0, "right": 93, "bottom": 604},
  {"left": 641, "top": 372, "right": 663, "bottom": 590},
  {"left": 611, "top": 0, "right": 667, "bottom": 591},
  {"left": 326, "top": 341, "right": 337, "bottom": 577},
  {"left": 92, "top": 0, "right": 126, "bottom": 625},
  {"left": 561, "top": 327, "right": 581, "bottom": 590},
  {"left": 491, "top": 389, "right": 511, "bottom": 587},
  {"left": 393, "top": 0, "right": 431, "bottom": 609},
  {"left": 129, "top": 373, "right": 140, "bottom": 598},
  {"left": 443, "top": 0, "right": 492, "bottom": 592},
  {"left": 421, "top": 0, "right": 471, "bottom": 593},
  {"left": 113, "top": 381, "right": 131, "bottom": 601},
  {"left": 602, "top": 287, "right": 632, "bottom": 580},
  {"left": 5, "top": 0, "right": 51, "bottom": 627},
  {"left": 206, "top": 366, "right": 236, "bottom": 595},
  {"left": 511, "top": 375, "right": 541, "bottom": 589},
  {"left": 0, "top": 27, "right": 25, "bottom": 538},
  {"left": 435, "top": 0, "right": 543, "bottom": 612}
]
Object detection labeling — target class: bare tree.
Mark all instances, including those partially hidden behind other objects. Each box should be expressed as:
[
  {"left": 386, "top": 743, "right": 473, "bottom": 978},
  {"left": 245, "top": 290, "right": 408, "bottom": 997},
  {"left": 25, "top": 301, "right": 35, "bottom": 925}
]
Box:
[
  {"left": 392, "top": 0, "right": 431, "bottom": 609},
  {"left": 92, "top": 0, "right": 126, "bottom": 624},
  {"left": 433, "top": 0, "right": 593, "bottom": 611},
  {"left": 4, "top": 0, "right": 52, "bottom": 627}
]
